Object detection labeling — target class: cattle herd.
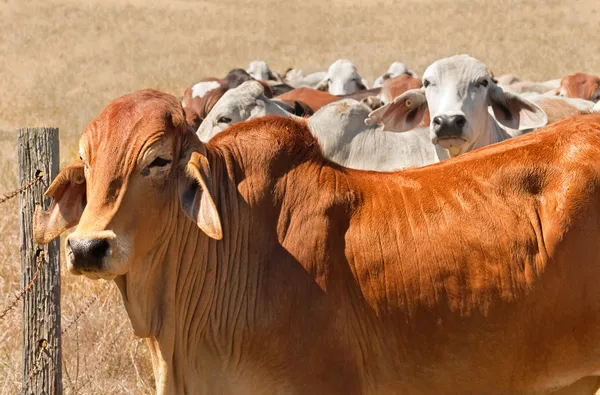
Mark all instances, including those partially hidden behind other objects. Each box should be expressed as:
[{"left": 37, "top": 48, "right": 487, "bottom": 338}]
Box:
[{"left": 33, "top": 54, "right": 600, "bottom": 394}]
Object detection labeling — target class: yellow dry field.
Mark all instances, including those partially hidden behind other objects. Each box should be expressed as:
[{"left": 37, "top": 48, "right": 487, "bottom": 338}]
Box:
[{"left": 0, "top": 0, "right": 599, "bottom": 393}]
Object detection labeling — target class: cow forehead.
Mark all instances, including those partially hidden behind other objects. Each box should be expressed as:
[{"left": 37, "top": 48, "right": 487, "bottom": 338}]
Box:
[
  {"left": 329, "top": 60, "right": 356, "bottom": 74},
  {"left": 424, "top": 55, "right": 490, "bottom": 83},
  {"left": 81, "top": 90, "right": 182, "bottom": 161}
]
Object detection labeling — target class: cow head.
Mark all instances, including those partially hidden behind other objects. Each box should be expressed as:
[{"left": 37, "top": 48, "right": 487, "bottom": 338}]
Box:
[
  {"left": 315, "top": 59, "right": 368, "bottom": 95},
  {"left": 33, "top": 89, "right": 222, "bottom": 280},
  {"left": 196, "top": 81, "right": 290, "bottom": 141},
  {"left": 558, "top": 73, "right": 600, "bottom": 102},
  {"left": 366, "top": 55, "right": 546, "bottom": 155}
]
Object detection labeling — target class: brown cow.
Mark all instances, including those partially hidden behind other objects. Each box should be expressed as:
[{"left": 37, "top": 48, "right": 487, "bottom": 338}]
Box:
[
  {"left": 275, "top": 87, "right": 339, "bottom": 112},
  {"left": 559, "top": 72, "right": 600, "bottom": 102},
  {"left": 34, "top": 89, "right": 600, "bottom": 394}
]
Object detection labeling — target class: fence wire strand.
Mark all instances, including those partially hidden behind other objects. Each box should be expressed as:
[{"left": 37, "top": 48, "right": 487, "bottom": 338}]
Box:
[
  {"left": 0, "top": 251, "right": 45, "bottom": 321},
  {"left": 0, "top": 172, "right": 43, "bottom": 205}
]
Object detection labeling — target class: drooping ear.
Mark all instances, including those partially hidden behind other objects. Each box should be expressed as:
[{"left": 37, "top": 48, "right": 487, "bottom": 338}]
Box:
[
  {"left": 178, "top": 150, "right": 222, "bottom": 240},
  {"left": 315, "top": 77, "right": 329, "bottom": 91},
  {"left": 365, "top": 88, "right": 428, "bottom": 132},
  {"left": 488, "top": 83, "right": 547, "bottom": 130},
  {"left": 357, "top": 77, "right": 369, "bottom": 91},
  {"left": 33, "top": 160, "right": 86, "bottom": 244}
]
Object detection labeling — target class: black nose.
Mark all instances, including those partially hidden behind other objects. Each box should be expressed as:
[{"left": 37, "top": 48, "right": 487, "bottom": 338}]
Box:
[
  {"left": 432, "top": 115, "right": 467, "bottom": 138},
  {"left": 67, "top": 238, "right": 110, "bottom": 270}
]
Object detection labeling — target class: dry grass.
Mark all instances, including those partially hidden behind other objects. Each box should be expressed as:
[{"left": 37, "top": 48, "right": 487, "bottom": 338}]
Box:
[{"left": 0, "top": 0, "right": 599, "bottom": 393}]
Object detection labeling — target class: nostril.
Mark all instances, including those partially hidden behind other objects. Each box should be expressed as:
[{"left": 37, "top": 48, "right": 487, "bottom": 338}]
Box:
[
  {"left": 454, "top": 116, "right": 466, "bottom": 129},
  {"left": 433, "top": 116, "right": 443, "bottom": 126},
  {"left": 89, "top": 239, "right": 110, "bottom": 259}
]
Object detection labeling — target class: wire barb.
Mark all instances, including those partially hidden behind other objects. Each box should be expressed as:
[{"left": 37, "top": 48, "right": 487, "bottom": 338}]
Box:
[
  {"left": 0, "top": 172, "right": 44, "bottom": 205},
  {"left": 0, "top": 252, "right": 45, "bottom": 321}
]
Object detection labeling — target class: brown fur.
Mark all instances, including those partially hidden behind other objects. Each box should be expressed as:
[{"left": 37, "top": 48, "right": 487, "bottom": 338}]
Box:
[
  {"left": 275, "top": 87, "right": 339, "bottom": 112},
  {"left": 380, "top": 74, "right": 423, "bottom": 103},
  {"left": 560, "top": 72, "right": 600, "bottom": 101}
]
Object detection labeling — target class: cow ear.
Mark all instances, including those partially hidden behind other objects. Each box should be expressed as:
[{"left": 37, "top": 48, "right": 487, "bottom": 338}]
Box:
[
  {"left": 33, "top": 160, "right": 86, "bottom": 244},
  {"left": 178, "top": 151, "right": 222, "bottom": 240},
  {"left": 365, "top": 88, "right": 428, "bottom": 132},
  {"left": 357, "top": 77, "right": 369, "bottom": 91},
  {"left": 488, "top": 84, "right": 547, "bottom": 130}
]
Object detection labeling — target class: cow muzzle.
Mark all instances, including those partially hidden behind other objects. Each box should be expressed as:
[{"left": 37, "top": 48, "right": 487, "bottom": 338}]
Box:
[
  {"left": 432, "top": 114, "right": 467, "bottom": 140},
  {"left": 66, "top": 231, "right": 121, "bottom": 279}
]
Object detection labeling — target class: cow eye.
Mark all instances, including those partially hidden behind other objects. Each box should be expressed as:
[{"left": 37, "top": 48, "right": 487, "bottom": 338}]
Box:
[
  {"left": 423, "top": 79, "right": 431, "bottom": 88},
  {"left": 217, "top": 116, "right": 232, "bottom": 124},
  {"left": 148, "top": 157, "right": 172, "bottom": 168},
  {"left": 475, "top": 79, "right": 489, "bottom": 88}
]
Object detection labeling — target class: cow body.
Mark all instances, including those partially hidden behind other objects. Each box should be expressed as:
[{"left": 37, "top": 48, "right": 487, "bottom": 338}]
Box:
[{"left": 34, "top": 89, "right": 600, "bottom": 395}]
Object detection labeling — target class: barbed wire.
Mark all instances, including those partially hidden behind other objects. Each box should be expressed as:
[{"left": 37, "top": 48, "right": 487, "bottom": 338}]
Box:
[
  {"left": 22, "top": 338, "right": 53, "bottom": 395},
  {"left": 0, "top": 171, "right": 44, "bottom": 205},
  {"left": 0, "top": 250, "right": 45, "bottom": 321}
]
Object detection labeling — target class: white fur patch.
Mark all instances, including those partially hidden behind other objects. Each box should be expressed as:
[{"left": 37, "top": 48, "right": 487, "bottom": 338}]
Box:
[{"left": 191, "top": 81, "right": 221, "bottom": 98}]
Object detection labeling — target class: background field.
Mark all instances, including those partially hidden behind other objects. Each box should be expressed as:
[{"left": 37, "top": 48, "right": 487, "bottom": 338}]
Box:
[{"left": 1, "top": 0, "right": 599, "bottom": 393}]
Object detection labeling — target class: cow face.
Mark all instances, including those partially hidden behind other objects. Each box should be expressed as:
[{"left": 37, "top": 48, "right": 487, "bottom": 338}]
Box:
[
  {"left": 365, "top": 55, "right": 546, "bottom": 156},
  {"left": 33, "top": 89, "right": 222, "bottom": 280},
  {"left": 316, "top": 59, "right": 367, "bottom": 96},
  {"left": 559, "top": 73, "right": 600, "bottom": 103}
]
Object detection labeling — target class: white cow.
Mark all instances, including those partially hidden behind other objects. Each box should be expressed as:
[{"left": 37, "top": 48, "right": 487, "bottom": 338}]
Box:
[
  {"left": 367, "top": 54, "right": 547, "bottom": 158},
  {"left": 372, "top": 62, "right": 418, "bottom": 88},
  {"left": 246, "top": 60, "right": 281, "bottom": 82},
  {"left": 315, "top": 59, "right": 369, "bottom": 95}
]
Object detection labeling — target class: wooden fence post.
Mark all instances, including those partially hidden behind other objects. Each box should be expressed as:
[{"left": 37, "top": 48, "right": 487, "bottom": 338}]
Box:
[{"left": 18, "top": 127, "right": 62, "bottom": 395}]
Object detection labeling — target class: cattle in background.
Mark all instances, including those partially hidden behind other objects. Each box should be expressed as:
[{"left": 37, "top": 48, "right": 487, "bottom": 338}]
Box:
[
  {"left": 367, "top": 54, "right": 547, "bottom": 158},
  {"left": 314, "top": 59, "right": 369, "bottom": 95},
  {"left": 372, "top": 61, "right": 418, "bottom": 88},
  {"left": 181, "top": 68, "right": 292, "bottom": 129},
  {"left": 518, "top": 93, "right": 596, "bottom": 127},
  {"left": 33, "top": 90, "right": 600, "bottom": 394},
  {"left": 196, "top": 81, "right": 293, "bottom": 141},
  {"left": 282, "top": 68, "right": 328, "bottom": 89},
  {"left": 557, "top": 72, "right": 600, "bottom": 102},
  {"left": 499, "top": 78, "right": 561, "bottom": 95},
  {"left": 246, "top": 60, "right": 283, "bottom": 83}
]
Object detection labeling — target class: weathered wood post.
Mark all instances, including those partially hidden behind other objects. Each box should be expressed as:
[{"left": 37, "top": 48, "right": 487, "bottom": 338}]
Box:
[{"left": 18, "top": 127, "right": 62, "bottom": 395}]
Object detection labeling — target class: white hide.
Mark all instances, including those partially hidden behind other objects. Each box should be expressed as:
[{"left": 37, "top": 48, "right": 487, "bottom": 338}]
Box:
[
  {"left": 367, "top": 54, "right": 547, "bottom": 158},
  {"left": 196, "top": 81, "right": 290, "bottom": 142},
  {"left": 197, "top": 83, "right": 443, "bottom": 171},
  {"left": 315, "top": 60, "right": 368, "bottom": 95},
  {"left": 191, "top": 81, "right": 222, "bottom": 99}
]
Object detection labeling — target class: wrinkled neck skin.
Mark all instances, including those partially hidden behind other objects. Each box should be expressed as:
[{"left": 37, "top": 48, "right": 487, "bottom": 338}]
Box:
[
  {"left": 435, "top": 113, "right": 511, "bottom": 160},
  {"left": 113, "top": 151, "right": 251, "bottom": 395}
]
